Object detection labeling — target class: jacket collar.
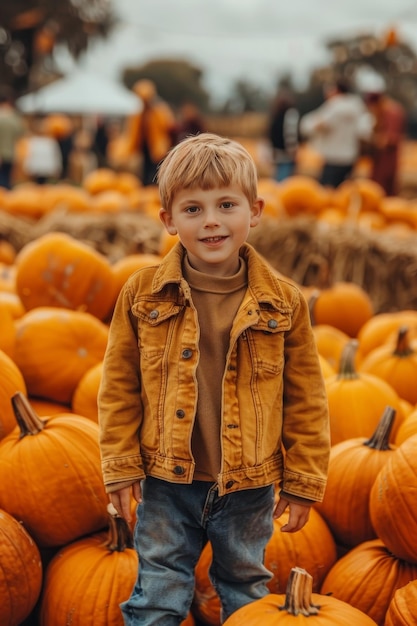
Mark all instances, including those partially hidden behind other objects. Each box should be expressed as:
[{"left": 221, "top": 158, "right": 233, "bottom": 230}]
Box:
[{"left": 152, "top": 241, "right": 293, "bottom": 312}]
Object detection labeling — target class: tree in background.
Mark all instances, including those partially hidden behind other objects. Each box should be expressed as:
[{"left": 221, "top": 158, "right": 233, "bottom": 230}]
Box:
[
  {"left": 0, "top": 0, "right": 115, "bottom": 97},
  {"left": 122, "top": 58, "right": 211, "bottom": 113}
]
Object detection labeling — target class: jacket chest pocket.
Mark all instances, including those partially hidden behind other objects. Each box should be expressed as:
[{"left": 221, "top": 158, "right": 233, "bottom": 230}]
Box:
[
  {"left": 132, "top": 300, "right": 182, "bottom": 360},
  {"left": 246, "top": 311, "right": 291, "bottom": 375}
]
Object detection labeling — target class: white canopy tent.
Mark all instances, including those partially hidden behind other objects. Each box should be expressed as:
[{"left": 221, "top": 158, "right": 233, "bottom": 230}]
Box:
[{"left": 16, "top": 71, "right": 141, "bottom": 116}]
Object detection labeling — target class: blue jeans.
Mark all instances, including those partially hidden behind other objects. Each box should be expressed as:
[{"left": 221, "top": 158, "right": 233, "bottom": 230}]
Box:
[{"left": 121, "top": 478, "right": 275, "bottom": 625}]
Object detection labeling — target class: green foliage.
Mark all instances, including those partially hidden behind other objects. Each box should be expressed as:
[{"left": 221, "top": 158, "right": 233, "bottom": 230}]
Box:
[
  {"left": 0, "top": 0, "right": 115, "bottom": 97},
  {"left": 122, "top": 58, "right": 211, "bottom": 112}
]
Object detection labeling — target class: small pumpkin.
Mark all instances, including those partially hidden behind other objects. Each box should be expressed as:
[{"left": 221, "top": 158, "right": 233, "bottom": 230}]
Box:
[
  {"left": 0, "top": 508, "right": 43, "bottom": 626},
  {"left": 357, "top": 309, "right": 417, "bottom": 357},
  {"left": 71, "top": 361, "right": 103, "bottom": 422},
  {"left": 223, "top": 566, "right": 377, "bottom": 625}
]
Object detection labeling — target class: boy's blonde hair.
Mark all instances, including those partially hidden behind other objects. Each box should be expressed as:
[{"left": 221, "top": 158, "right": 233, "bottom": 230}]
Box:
[{"left": 156, "top": 133, "right": 258, "bottom": 211}]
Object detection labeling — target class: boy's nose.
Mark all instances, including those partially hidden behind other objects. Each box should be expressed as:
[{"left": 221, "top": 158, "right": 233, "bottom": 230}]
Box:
[{"left": 203, "top": 209, "right": 220, "bottom": 226}]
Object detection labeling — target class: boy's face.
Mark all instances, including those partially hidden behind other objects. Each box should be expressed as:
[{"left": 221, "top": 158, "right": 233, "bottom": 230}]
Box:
[{"left": 160, "top": 185, "right": 264, "bottom": 276}]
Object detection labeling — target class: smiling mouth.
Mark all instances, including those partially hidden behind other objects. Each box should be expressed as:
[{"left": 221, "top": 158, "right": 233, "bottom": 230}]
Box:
[{"left": 201, "top": 236, "right": 226, "bottom": 243}]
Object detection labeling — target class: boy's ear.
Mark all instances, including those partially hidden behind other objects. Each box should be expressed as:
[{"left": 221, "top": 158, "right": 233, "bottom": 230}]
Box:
[
  {"left": 159, "top": 207, "right": 177, "bottom": 234},
  {"left": 250, "top": 197, "right": 265, "bottom": 227}
]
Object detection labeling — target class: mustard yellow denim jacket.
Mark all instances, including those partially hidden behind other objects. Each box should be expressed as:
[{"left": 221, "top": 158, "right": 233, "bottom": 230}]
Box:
[{"left": 98, "top": 242, "right": 330, "bottom": 500}]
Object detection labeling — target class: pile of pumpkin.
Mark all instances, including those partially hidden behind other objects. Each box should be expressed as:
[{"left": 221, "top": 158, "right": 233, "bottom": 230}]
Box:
[{"left": 1, "top": 170, "right": 417, "bottom": 625}]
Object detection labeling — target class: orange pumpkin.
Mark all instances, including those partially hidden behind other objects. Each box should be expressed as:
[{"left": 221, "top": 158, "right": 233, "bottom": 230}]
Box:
[
  {"left": 111, "top": 253, "right": 162, "bottom": 296},
  {"left": 0, "top": 393, "right": 109, "bottom": 547},
  {"left": 0, "top": 508, "right": 43, "bottom": 626},
  {"left": 14, "top": 307, "right": 108, "bottom": 404},
  {"left": 223, "top": 567, "right": 377, "bottom": 625},
  {"left": 39, "top": 506, "right": 193, "bottom": 626},
  {"left": 385, "top": 580, "right": 417, "bottom": 626},
  {"left": 15, "top": 232, "right": 117, "bottom": 321},
  {"left": 394, "top": 406, "right": 417, "bottom": 445},
  {"left": 357, "top": 310, "right": 417, "bottom": 357},
  {"left": 71, "top": 361, "right": 102, "bottom": 422},
  {"left": 369, "top": 433, "right": 417, "bottom": 563},
  {"left": 315, "top": 406, "right": 397, "bottom": 548},
  {"left": 308, "top": 282, "right": 374, "bottom": 338},
  {"left": 312, "top": 324, "right": 352, "bottom": 371},
  {"left": 82, "top": 167, "right": 118, "bottom": 195},
  {"left": 325, "top": 340, "right": 404, "bottom": 445},
  {"left": 358, "top": 326, "right": 417, "bottom": 405},
  {"left": 277, "top": 175, "right": 327, "bottom": 217},
  {"left": 0, "top": 348, "right": 27, "bottom": 440},
  {"left": 320, "top": 539, "right": 417, "bottom": 625},
  {"left": 193, "top": 508, "right": 337, "bottom": 626}
]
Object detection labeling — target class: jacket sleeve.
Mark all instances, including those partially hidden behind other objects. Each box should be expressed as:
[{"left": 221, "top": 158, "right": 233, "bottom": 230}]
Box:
[
  {"left": 280, "top": 289, "right": 330, "bottom": 502},
  {"left": 98, "top": 284, "right": 145, "bottom": 490}
]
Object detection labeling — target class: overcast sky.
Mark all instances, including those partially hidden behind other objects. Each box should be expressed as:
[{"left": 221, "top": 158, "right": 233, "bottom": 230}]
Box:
[{"left": 58, "top": 0, "right": 417, "bottom": 102}]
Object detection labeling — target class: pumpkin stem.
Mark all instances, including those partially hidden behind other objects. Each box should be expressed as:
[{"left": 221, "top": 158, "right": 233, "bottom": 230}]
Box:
[
  {"left": 279, "top": 567, "right": 320, "bottom": 616},
  {"left": 308, "top": 290, "right": 321, "bottom": 326},
  {"left": 105, "top": 503, "right": 134, "bottom": 552},
  {"left": 393, "top": 326, "right": 413, "bottom": 357},
  {"left": 337, "top": 339, "right": 360, "bottom": 380},
  {"left": 11, "top": 391, "right": 46, "bottom": 438},
  {"left": 363, "top": 405, "right": 396, "bottom": 450}
]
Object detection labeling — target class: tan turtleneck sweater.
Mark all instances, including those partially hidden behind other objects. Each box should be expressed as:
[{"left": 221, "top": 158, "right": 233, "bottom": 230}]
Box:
[{"left": 183, "top": 255, "right": 247, "bottom": 481}]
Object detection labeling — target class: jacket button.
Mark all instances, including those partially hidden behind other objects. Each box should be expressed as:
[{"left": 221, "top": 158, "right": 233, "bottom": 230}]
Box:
[
  {"left": 225, "top": 480, "right": 235, "bottom": 489},
  {"left": 182, "top": 348, "right": 193, "bottom": 359},
  {"left": 149, "top": 309, "right": 159, "bottom": 319},
  {"left": 176, "top": 409, "right": 185, "bottom": 419},
  {"left": 173, "top": 465, "right": 185, "bottom": 475},
  {"left": 268, "top": 319, "right": 278, "bottom": 329}
]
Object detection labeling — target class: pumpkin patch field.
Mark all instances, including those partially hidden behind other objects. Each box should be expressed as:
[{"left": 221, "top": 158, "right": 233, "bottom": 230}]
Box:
[{"left": 1, "top": 168, "right": 417, "bottom": 625}]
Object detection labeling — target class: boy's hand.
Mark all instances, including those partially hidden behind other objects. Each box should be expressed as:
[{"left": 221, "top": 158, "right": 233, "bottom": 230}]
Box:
[
  {"left": 109, "top": 480, "right": 142, "bottom": 523},
  {"left": 273, "top": 497, "right": 311, "bottom": 533}
]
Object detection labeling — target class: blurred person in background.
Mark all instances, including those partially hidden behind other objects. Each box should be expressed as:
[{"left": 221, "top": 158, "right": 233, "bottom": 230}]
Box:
[
  {"left": 300, "top": 79, "right": 374, "bottom": 188},
  {"left": 23, "top": 116, "right": 62, "bottom": 184},
  {"left": 0, "top": 86, "right": 25, "bottom": 188},
  {"left": 363, "top": 83, "right": 406, "bottom": 196},
  {"left": 267, "top": 89, "right": 300, "bottom": 181},
  {"left": 174, "top": 101, "right": 206, "bottom": 143},
  {"left": 126, "top": 79, "right": 177, "bottom": 185}
]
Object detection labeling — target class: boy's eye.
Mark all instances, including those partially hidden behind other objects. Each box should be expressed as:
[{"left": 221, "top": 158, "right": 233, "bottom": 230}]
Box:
[
  {"left": 186, "top": 206, "right": 200, "bottom": 214},
  {"left": 221, "top": 202, "right": 234, "bottom": 209}
]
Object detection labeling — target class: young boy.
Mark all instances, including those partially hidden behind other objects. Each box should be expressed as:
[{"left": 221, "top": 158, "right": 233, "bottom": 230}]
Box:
[{"left": 98, "top": 133, "right": 330, "bottom": 625}]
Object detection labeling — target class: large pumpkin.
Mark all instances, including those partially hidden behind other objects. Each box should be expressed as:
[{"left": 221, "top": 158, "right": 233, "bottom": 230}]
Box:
[
  {"left": 15, "top": 231, "right": 117, "bottom": 321},
  {"left": 0, "top": 393, "right": 109, "bottom": 547},
  {"left": 0, "top": 508, "right": 43, "bottom": 626},
  {"left": 320, "top": 539, "right": 417, "bottom": 625},
  {"left": 325, "top": 340, "right": 404, "bottom": 445},
  {"left": 369, "top": 433, "right": 417, "bottom": 563},
  {"left": 315, "top": 406, "right": 397, "bottom": 548},
  {"left": 193, "top": 508, "right": 337, "bottom": 626},
  {"left": 223, "top": 567, "right": 377, "bottom": 625},
  {"left": 14, "top": 306, "right": 108, "bottom": 404}
]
